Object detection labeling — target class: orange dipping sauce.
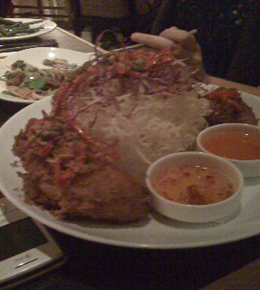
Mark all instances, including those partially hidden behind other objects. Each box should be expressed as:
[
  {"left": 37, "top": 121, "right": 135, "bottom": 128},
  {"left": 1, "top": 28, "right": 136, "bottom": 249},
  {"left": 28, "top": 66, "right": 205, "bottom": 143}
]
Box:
[{"left": 202, "top": 131, "right": 260, "bottom": 160}]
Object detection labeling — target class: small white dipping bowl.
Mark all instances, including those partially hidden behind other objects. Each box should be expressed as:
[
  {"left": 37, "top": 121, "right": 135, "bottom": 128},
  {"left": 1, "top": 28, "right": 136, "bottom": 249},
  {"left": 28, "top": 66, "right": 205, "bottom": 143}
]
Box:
[
  {"left": 145, "top": 152, "right": 243, "bottom": 223},
  {"left": 196, "top": 123, "right": 260, "bottom": 178}
]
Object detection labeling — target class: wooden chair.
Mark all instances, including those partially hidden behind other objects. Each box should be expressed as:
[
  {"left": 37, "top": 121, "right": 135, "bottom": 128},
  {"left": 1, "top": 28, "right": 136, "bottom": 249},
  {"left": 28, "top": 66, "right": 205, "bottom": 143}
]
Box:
[
  {"left": 69, "top": 0, "right": 161, "bottom": 46},
  {"left": 11, "top": 0, "right": 67, "bottom": 19},
  {"left": 0, "top": 0, "right": 14, "bottom": 17}
]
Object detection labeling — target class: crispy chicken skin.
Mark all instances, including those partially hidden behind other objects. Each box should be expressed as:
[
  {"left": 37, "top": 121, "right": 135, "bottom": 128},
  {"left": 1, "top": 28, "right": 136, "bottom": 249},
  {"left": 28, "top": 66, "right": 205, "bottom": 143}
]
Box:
[
  {"left": 202, "top": 88, "right": 258, "bottom": 126},
  {"left": 56, "top": 164, "right": 150, "bottom": 223},
  {"left": 13, "top": 115, "right": 151, "bottom": 224},
  {"left": 22, "top": 162, "right": 150, "bottom": 224}
]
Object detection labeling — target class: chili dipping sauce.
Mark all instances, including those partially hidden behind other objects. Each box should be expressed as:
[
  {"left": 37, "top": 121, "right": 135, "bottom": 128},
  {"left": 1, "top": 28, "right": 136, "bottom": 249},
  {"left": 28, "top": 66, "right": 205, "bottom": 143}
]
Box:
[{"left": 151, "top": 165, "right": 234, "bottom": 205}]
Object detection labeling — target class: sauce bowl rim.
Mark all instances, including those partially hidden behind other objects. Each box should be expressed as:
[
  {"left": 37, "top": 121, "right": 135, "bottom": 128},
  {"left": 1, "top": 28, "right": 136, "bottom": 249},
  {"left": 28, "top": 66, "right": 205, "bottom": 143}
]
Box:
[{"left": 145, "top": 151, "right": 244, "bottom": 209}]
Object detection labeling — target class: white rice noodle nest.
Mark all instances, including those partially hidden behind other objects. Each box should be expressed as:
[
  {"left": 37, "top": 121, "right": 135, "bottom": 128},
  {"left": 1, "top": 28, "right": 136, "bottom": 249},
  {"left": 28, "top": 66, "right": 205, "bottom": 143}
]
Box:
[{"left": 77, "top": 90, "right": 210, "bottom": 181}]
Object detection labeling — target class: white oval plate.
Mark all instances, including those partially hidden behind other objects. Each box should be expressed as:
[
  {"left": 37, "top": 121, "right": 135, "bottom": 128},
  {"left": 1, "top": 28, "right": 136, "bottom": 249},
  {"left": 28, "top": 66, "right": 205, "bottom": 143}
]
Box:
[
  {"left": 0, "top": 47, "right": 94, "bottom": 103},
  {"left": 0, "top": 88, "right": 260, "bottom": 249},
  {"left": 0, "top": 18, "right": 57, "bottom": 41}
]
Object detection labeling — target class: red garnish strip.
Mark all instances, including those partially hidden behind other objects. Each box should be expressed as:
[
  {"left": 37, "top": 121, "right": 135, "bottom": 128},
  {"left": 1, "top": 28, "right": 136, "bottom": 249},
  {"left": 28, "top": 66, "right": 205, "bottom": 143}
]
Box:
[
  {"left": 54, "top": 156, "right": 75, "bottom": 187},
  {"left": 65, "top": 116, "right": 121, "bottom": 160},
  {"left": 203, "top": 90, "right": 240, "bottom": 99}
]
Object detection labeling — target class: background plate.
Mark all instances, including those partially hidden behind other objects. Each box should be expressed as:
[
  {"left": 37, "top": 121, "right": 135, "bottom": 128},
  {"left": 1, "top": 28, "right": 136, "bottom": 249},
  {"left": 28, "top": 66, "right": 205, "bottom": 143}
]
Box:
[
  {"left": 0, "top": 18, "right": 57, "bottom": 41},
  {"left": 0, "top": 88, "right": 260, "bottom": 249},
  {"left": 0, "top": 47, "right": 94, "bottom": 103}
]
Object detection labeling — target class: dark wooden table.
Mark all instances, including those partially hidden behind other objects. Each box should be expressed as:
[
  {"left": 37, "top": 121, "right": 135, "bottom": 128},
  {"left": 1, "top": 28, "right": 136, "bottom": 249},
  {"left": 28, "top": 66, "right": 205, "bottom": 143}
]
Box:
[{"left": 0, "top": 27, "right": 260, "bottom": 290}]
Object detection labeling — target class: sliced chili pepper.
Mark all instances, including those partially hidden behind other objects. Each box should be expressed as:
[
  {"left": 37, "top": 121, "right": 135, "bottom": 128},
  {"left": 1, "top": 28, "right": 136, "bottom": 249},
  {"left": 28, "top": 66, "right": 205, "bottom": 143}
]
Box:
[
  {"left": 65, "top": 116, "right": 121, "bottom": 160},
  {"left": 203, "top": 90, "right": 240, "bottom": 100},
  {"left": 113, "top": 52, "right": 132, "bottom": 75},
  {"left": 33, "top": 140, "right": 54, "bottom": 156},
  {"left": 52, "top": 82, "right": 71, "bottom": 114},
  {"left": 54, "top": 156, "right": 75, "bottom": 187},
  {"left": 53, "top": 71, "right": 96, "bottom": 115}
]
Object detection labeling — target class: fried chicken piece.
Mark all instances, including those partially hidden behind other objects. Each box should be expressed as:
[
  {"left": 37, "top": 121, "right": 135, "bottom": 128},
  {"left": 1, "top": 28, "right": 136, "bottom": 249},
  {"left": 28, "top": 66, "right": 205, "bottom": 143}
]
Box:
[
  {"left": 56, "top": 164, "right": 151, "bottom": 223},
  {"left": 202, "top": 88, "right": 258, "bottom": 126},
  {"left": 21, "top": 163, "right": 150, "bottom": 224},
  {"left": 13, "top": 115, "right": 151, "bottom": 224}
]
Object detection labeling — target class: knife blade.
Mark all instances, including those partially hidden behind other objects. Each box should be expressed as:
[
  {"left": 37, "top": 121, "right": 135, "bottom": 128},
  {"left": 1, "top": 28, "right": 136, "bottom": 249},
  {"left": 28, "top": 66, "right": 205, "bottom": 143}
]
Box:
[
  {"left": 0, "top": 39, "right": 58, "bottom": 52},
  {"left": 0, "top": 39, "right": 56, "bottom": 48}
]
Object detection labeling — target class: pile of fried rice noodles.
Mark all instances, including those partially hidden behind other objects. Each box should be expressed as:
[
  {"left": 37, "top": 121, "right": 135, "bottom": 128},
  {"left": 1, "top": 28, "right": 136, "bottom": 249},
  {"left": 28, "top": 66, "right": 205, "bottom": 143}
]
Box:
[{"left": 50, "top": 45, "right": 210, "bottom": 181}]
